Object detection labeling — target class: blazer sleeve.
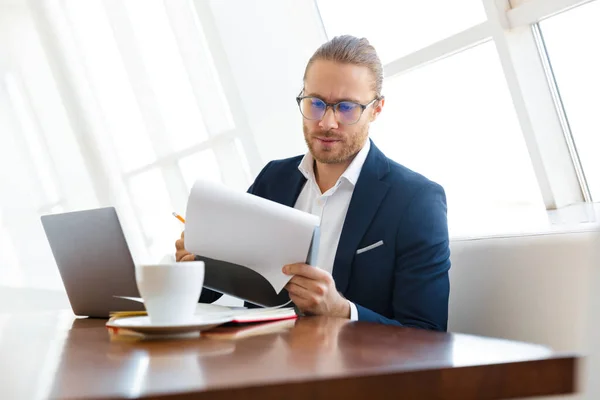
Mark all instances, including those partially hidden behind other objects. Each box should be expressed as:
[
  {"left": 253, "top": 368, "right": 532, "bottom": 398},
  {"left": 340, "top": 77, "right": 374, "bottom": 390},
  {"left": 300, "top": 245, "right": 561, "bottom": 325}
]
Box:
[
  {"left": 198, "top": 161, "right": 274, "bottom": 304},
  {"left": 355, "top": 182, "right": 451, "bottom": 331}
]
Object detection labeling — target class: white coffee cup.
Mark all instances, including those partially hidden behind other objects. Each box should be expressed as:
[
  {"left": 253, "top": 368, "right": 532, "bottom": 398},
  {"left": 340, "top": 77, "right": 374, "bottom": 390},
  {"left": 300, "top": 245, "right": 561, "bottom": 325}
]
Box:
[{"left": 135, "top": 261, "right": 205, "bottom": 325}]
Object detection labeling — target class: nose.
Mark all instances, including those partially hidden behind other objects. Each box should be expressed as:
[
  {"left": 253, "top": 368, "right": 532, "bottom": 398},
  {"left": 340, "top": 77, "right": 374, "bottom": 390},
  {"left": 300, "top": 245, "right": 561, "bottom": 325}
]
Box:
[{"left": 319, "top": 107, "right": 339, "bottom": 130}]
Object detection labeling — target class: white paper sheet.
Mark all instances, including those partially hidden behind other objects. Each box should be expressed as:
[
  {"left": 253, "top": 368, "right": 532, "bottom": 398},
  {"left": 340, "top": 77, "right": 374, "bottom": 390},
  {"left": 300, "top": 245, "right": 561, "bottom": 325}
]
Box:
[{"left": 184, "top": 179, "right": 320, "bottom": 294}]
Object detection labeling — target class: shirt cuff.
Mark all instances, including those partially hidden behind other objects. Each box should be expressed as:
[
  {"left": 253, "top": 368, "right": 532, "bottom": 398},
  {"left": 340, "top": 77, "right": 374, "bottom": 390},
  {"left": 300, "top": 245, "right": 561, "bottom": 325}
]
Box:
[{"left": 348, "top": 300, "right": 358, "bottom": 321}]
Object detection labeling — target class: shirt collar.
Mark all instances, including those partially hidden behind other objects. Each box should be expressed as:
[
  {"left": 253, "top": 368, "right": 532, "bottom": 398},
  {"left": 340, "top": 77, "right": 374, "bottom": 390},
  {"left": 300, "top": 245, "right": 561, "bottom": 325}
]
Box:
[
  {"left": 341, "top": 138, "right": 370, "bottom": 186},
  {"left": 297, "top": 139, "right": 371, "bottom": 187}
]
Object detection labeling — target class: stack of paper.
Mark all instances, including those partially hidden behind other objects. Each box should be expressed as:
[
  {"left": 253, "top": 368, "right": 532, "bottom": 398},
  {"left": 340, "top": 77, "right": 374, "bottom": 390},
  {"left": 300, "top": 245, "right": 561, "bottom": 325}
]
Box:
[
  {"left": 224, "top": 307, "right": 297, "bottom": 324},
  {"left": 184, "top": 179, "right": 320, "bottom": 297}
]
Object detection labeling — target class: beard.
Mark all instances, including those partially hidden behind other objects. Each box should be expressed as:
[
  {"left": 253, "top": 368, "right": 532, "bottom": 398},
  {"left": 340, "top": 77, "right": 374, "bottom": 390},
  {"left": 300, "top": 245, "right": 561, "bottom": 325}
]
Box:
[{"left": 303, "top": 121, "right": 369, "bottom": 165}]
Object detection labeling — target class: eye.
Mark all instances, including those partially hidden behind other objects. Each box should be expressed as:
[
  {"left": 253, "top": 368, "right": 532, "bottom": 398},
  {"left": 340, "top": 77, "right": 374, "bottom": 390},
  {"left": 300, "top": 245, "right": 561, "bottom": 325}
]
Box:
[
  {"left": 310, "top": 98, "right": 326, "bottom": 110},
  {"left": 338, "top": 102, "right": 358, "bottom": 113}
]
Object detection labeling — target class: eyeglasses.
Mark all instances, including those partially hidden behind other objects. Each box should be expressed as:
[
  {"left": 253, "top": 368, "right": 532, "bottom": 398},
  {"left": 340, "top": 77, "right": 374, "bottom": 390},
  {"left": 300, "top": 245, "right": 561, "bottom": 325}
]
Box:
[{"left": 296, "top": 92, "right": 381, "bottom": 125}]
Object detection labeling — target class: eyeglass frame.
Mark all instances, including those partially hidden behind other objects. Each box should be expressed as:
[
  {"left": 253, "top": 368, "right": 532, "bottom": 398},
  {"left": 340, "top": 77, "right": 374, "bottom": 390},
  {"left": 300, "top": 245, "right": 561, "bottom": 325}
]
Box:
[{"left": 295, "top": 91, "right": 384, "bottom": 125}]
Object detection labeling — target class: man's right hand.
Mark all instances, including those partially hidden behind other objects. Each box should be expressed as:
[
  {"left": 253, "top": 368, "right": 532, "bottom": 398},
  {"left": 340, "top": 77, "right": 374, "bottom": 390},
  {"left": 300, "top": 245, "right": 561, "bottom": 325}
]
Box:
[{"left": 175, "top": 231, "right": 195, "bottom": 262}]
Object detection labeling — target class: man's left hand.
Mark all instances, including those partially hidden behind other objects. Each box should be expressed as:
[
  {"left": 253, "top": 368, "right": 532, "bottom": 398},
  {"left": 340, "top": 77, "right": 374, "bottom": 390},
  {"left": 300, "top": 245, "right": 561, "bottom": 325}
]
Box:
[{"left": 283, "top": 263, "right": 350, "bottom": 318}]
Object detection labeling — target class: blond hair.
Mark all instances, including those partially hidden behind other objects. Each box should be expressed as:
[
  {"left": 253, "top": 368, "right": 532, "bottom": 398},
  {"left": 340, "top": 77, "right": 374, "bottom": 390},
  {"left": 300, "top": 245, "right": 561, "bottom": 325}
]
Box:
[{"left": 303, "top": 35, "right": 383, "bottom": 97}]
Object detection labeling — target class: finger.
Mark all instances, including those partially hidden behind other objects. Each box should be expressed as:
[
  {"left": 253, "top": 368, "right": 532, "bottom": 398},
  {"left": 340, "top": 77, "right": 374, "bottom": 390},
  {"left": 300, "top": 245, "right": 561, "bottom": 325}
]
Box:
[
  {"left": 176, "top": 231, "right": 185, "bottom": 250},
  {"left": 288, "top": 275, "right": 324, "bottom": 294},
  {"left": 288, "top": 293, "right": 316, "bottom": 313},
  {"left": 283, "top": 263, "right": 328, "bottom": 281},
  {"left": 175, "top": 248, "right": 190, "bottom": 261},
  {"left": 286, "top": 281, "right": 312, "bottom": 300},
  {"left": 180, "top": 254, "right": 195, "bottom": 262}
]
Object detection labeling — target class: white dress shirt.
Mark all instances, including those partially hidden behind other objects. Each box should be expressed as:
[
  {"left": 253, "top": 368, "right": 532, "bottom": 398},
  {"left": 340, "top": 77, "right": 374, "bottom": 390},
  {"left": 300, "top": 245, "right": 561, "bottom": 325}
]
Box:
[{"left": 293, "top": 140, "right": 371, "bottom": 321}]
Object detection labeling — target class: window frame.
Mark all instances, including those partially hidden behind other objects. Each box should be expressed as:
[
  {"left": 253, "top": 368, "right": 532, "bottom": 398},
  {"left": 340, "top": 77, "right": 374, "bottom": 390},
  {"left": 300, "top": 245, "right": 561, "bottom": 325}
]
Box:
[{"left": 316, "top": 0, "right": 596, "bottom": 209}]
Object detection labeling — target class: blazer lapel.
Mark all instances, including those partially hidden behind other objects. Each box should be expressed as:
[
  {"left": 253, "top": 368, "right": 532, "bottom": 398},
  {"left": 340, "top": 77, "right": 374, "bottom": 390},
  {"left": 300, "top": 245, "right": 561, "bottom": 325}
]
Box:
[
  {"left": 333, "top": 142, "right": 390, "bottom": 294},
  {"left": 271, "top": 163, "right": 307, "bottom": 208}
]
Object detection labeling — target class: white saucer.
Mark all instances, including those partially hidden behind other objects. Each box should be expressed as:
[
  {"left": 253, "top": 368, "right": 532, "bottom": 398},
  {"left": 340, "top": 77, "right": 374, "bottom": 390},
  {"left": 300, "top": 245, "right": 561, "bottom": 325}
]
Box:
[{"left": 107, "top": 315, "right": 233, "bottom": 335}]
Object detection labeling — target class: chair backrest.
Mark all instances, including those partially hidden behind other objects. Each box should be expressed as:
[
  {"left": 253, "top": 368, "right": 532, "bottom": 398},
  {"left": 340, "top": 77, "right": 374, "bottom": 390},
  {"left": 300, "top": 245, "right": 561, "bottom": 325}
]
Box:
[
  {"left": 448, "top": 229, "right": 598, "bottom": 352},
  {"left": 581, "top": 229, "right": 600, "bottom": 399}
]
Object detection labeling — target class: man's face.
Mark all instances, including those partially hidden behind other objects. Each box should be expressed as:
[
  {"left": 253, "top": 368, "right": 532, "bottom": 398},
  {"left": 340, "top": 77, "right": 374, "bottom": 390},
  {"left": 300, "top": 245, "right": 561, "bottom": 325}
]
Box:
[{"left": 302, "top": 60, "right": 383, "bottom": 165}]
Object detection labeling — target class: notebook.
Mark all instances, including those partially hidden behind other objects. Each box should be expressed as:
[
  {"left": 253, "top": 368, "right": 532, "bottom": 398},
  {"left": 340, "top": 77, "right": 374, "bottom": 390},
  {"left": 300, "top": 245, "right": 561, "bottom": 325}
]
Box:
[{"left": 109, "top": 305, "right": 297, "bottom": 325}]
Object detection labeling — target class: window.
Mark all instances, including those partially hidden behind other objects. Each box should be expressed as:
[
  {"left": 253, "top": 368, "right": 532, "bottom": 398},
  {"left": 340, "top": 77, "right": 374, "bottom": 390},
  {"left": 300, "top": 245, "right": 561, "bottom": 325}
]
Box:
[
  {"left": 539, "top": 0, "right": 600, "bottom": 200},
  {"left": 316, "top": 0, "right": 486, "bottom": 64},
  {"left": 0, "top": 1, "right": 252, "bottom": 291},
  {"left": 61, "top": 0, "right": 250, "bottom": 261},
  {"left": 179, "top": 149, "right": 222, "bottom": 192},
  {"left": 65, "top": 0, "right": 157, "bottom": 172},
  {"left": 370, "top": 42, "right": 546, "bottom": 235},
  {"left": 5, "top": 74, "right": 61, "bottom": 207},
  {"left": 125, "top": 0, "right": 210, "bottom": 152},
  {"left": 0, "top": 212, "right": 21, "bottom": 287},
  {"left": 127, "top": 169, "right": 182, "bottom": 260}
]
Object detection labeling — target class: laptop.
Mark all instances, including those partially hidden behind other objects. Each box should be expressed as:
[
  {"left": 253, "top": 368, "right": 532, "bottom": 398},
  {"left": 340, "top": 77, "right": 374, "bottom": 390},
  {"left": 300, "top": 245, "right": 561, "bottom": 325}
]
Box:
[{"left": 41, "top": 207, "right": 145, "bottom": 318}]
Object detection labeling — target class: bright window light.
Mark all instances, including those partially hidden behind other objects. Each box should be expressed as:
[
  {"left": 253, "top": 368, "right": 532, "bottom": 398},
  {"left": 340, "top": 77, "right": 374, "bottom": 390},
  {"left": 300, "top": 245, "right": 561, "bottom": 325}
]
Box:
[
  {"left": 178, "top": 148, "right": 222, "bottom": 192},
  {"left": 0, "top": 210, "right": 22, "bottom": 287},
  {"left": 64, "top": 0, "right": 156, "bottom": 172},
  {"left": 125, "top": 0, "right": 210, "bottom": 152},
  {"left": 5, "top": 74, "right": 60, "bottom": 206},
  {"left": 316, "top": 0, "right": 487, "bottom": 64},
  {"left": 540, "top": 0, "right": 600, "bottom": 201},
  {"left": 371, "top": 42, "right": 546, "bottom": 236},
  {"left": 127, "top": 169, "right": 181, "bottom": 260}
]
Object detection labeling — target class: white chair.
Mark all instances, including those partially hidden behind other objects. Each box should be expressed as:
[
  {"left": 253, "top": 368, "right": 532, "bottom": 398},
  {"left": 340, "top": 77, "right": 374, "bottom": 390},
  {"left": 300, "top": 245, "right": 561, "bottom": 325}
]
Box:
[
  {"left": 581, "top": 228, "right": 600, "bottom": 398},
  {"left": 448, "top": 229, "right": 598, "bottom": 352}
]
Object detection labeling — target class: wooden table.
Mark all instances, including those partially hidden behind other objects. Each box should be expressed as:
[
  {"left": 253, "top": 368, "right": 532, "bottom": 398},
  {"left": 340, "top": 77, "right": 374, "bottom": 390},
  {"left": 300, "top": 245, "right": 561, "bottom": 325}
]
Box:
[{"left": 0, "top": 311, "right": 577, "bottom": 400}]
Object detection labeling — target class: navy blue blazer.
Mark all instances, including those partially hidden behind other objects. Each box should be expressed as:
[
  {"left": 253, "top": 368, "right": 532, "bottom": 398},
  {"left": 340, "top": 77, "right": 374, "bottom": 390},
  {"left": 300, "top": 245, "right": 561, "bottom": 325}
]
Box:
[{"left": 201, "top": 140, "right": 451, "bottom": 331}]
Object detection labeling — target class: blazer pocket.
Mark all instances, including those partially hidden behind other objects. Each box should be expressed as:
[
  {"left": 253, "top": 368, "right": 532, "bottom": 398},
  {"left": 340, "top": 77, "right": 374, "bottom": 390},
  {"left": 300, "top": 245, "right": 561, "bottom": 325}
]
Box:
[{"left": 356, "top": 240, "right": 384, "bottom": 255}]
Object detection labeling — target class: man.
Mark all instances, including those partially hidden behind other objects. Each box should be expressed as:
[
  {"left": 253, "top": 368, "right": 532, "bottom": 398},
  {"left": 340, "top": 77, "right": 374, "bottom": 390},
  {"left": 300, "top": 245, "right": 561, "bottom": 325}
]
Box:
[{"left": 176, "top": 35, "right": 450, "bottom": 331}]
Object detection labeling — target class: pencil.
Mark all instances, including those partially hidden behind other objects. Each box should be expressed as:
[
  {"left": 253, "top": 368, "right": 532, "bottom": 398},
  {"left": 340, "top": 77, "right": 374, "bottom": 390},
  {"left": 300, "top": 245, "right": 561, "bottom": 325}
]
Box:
[{"left": 172, "top": 212, "right": 186, "bottom": 224}]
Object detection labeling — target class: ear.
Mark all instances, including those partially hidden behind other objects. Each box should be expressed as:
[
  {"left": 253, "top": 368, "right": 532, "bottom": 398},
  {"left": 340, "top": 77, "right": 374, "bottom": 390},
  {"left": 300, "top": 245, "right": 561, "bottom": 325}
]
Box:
[{"left": 370, "top": 97, "right": 385, "bottom": 122}]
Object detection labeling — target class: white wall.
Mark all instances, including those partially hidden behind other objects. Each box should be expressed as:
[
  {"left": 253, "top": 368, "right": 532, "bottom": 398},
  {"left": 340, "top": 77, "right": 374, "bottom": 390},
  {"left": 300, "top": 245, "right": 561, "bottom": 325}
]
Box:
[{"left": 209, "top": 0, "right": 327, "bottom": 165}]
